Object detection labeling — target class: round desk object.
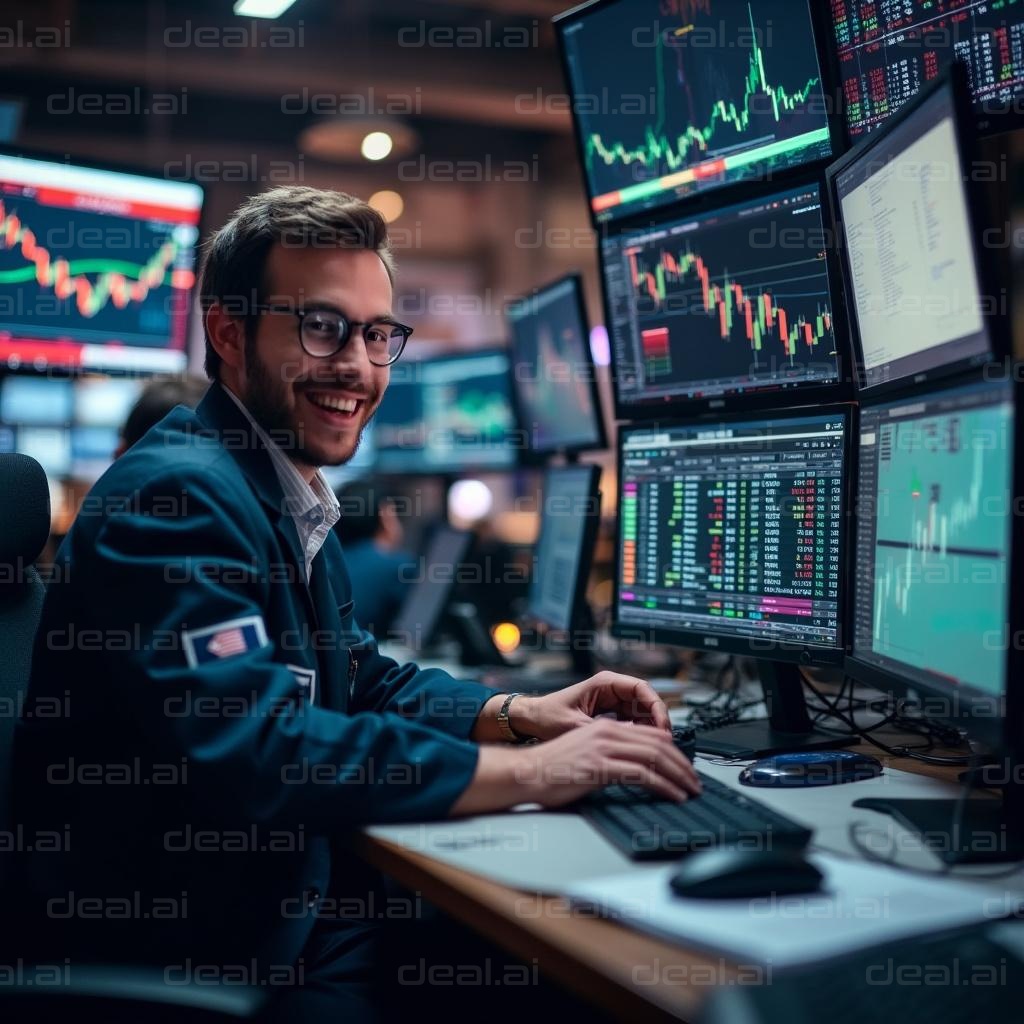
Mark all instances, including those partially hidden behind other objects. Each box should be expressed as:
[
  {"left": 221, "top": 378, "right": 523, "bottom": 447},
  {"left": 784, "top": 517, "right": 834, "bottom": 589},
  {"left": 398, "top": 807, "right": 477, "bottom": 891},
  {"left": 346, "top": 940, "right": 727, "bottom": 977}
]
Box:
[{"left": 738, "top": 750, "right": 883, "bottom": 788}]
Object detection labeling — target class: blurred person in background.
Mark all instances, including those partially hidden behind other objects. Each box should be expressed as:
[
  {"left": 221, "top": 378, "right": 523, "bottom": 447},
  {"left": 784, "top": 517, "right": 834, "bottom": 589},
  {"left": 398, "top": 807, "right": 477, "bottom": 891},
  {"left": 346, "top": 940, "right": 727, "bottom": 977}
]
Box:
[
  {"left": 114, "top": 375, "right": 209, "bottom": 457},
  {"left": 333, "top": 478, "right": 416, "bottom": 635}
]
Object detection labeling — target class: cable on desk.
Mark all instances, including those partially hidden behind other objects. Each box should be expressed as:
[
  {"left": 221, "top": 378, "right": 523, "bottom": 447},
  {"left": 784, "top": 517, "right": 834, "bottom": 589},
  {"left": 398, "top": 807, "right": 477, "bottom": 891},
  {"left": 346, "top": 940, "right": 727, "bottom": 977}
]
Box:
[{"left": 799, "top": 671, "right": 972, "bottom": 766}]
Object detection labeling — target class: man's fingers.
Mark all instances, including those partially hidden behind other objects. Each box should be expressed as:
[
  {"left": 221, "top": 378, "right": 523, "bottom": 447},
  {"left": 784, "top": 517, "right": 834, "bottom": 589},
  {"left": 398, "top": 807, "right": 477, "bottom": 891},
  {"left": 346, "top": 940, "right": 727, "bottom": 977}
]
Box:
[
  {"left": 600, "top": 730, "right": 701, "bottom": 796},
  {"left": 591, "top": 672, "right": 672, "bottom": 731},
  {"left": 604, "top": 759, "right": 688, "bottom": 803}
]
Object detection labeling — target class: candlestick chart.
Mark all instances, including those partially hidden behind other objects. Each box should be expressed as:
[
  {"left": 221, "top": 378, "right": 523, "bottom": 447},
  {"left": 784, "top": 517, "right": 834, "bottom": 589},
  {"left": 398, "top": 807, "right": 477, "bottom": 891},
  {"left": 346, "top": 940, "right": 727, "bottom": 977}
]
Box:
[
  {"left": 0, "top": 193, "right": 195, "bottom": 350},
  {"left": 604, "top": 185, "right": 839, "bottom": 405}
]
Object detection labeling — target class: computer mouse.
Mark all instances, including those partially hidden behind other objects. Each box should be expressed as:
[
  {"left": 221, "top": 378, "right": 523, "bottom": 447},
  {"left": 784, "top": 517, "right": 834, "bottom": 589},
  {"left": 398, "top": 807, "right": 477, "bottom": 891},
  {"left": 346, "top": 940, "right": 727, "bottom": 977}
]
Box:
[
  {"left": 738, "top": 750, "right": 883, "bottom": 787},
  {"left": 668, "top": 848, "right": 824, "bottom": 900}
]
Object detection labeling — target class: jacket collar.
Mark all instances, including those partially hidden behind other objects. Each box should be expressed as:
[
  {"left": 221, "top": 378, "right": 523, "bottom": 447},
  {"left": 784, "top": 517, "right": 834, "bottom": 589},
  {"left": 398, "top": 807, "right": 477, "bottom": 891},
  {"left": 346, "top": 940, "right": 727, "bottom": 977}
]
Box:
[{"left": 193, "top": 382, "right": 317, "bottom": 583}]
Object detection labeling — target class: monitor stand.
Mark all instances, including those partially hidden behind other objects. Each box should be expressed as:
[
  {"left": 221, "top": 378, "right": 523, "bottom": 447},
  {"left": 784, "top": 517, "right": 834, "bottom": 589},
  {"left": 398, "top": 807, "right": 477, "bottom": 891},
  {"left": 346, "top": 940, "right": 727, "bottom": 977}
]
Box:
[
  {"left": 694, "top": 661, "right": 849, "bottom": 759},
  {"left": 852, "top": 760, "right": 1024, "bottom": 865}
]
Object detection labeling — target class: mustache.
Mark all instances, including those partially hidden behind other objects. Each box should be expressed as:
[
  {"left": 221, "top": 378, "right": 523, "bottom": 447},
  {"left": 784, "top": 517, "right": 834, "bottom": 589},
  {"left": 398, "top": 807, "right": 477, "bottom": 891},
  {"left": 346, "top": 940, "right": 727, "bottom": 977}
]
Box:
[{"left": 296, "top": 379, "right": 374, "bottom": 398}]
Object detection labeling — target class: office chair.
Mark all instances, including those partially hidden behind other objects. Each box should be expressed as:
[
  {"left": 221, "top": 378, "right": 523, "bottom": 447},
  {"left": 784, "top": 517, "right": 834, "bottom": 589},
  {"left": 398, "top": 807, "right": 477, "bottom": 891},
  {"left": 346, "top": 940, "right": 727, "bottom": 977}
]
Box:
[{"left": 0, "top": 453, "right": 265, "bottom": 1021}]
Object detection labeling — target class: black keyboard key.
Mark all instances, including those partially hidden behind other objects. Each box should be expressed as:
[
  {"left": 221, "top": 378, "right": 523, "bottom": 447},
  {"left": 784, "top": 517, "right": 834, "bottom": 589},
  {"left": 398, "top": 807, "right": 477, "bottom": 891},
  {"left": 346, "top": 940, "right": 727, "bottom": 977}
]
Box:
[{"left": 577, "top": 770, "right": 812, "bottom": 861}]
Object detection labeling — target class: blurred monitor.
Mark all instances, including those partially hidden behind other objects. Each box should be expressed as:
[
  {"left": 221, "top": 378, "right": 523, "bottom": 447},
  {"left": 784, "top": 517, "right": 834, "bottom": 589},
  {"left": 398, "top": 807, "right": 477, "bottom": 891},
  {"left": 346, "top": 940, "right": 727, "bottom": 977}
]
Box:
[
  {"left": 828, "top": 69, "right": 998, "bottom": 394},
  {"left": 74, "top": 376, "right": 144, "bottom": 428},
  {"left": 17, "top": 426, "right": 71, "bottom": 478},
  {"left": 507, "top": 275, "right": 605, "bottom": 458},
  {"left": 555, "top": 0, "right": 832, "bottom": 224},
  {"left": 828, "top": 5, "right": 1024, "bottom": 139},
  {"left": 0, "top": 100, "right": 23, "bottom": 143},
  {"left": 0, "top": 375, "right": 73, "bottom": 424},
  {"left": 374, "top": 350, "right": 518, "bottom": 474},
  {"left": 390, "top": 526, "right": 474, "bottom": 651},
  {"left": 0, "top": 150, "right": 203, "bottom": 373},
  {"left": 527, "top": 465, "right": 601, "bottom": 632},
  {"left": 601, "top": 182, "right": 842, "bottom": 415},
  {"left": 70, "top": 424, "right": 121, "bottom": 482}
]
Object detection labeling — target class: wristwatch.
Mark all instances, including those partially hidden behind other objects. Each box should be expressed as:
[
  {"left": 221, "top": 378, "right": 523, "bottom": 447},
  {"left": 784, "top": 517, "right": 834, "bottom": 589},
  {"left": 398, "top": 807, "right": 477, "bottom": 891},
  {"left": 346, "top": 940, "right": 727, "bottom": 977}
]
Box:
[{"left": 496, "top": 692, "right": 531, "bottom": 744}]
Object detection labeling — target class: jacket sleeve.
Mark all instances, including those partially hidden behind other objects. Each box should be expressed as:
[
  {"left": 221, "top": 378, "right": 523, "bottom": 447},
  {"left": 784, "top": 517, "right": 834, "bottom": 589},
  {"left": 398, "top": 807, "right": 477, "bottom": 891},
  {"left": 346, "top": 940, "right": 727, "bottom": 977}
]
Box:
[{"left": 90, "top": 463, "right": 482, "bottom": 831}]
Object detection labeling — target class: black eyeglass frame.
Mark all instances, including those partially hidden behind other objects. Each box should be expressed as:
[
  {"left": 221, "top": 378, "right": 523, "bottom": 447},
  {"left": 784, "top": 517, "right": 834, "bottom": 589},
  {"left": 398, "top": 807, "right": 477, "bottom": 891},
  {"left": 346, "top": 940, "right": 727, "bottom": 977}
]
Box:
[{"left": 253, "top": 303, "right": 413, "bottom": 366}]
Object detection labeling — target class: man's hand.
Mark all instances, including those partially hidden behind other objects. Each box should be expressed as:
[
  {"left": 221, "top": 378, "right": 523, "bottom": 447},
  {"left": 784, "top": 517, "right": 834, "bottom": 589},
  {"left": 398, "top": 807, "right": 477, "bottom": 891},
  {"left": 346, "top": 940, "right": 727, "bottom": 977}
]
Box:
[
  {"left": 450, "top": 718, "right": 701, "bottom": 816},
  {"left": 509, "top": 671, "right": 671, "bottom": 742}
]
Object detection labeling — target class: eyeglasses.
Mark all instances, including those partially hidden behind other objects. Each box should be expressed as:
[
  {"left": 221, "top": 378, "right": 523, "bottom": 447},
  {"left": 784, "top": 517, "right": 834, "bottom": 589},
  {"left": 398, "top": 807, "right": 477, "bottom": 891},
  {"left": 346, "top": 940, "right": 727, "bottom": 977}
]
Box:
[{"left": 254, "top": 304, "right": 413, "bottom": 366}]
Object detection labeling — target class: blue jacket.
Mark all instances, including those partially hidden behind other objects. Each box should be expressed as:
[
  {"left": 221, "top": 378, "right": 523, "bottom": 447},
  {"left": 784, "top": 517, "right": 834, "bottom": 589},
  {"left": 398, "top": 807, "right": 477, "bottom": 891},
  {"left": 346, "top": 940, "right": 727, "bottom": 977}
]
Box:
[{"left": 14, "top": 382, "right": 497, "bottom": 975}]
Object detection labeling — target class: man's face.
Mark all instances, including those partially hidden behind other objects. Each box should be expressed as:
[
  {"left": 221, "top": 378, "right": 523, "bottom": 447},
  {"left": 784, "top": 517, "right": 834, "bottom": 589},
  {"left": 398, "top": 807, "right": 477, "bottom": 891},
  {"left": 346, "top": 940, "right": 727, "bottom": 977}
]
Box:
[{"left": 240, "top": 244, "right": 393, "bottom": 471}]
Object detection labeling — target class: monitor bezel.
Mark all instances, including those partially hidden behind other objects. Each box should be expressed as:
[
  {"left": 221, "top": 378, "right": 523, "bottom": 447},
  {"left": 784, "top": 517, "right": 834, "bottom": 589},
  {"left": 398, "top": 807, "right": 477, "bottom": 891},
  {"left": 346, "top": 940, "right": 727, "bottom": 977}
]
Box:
[
  {"left": 844, "top": 371, "right": 1023, "bottom": 752},
  {"left": 824, "top": 64, "right": 1010, "bottom": 399},
  {"left": 526, "top": 463, "right": 602, "bottom": 632},
  {"left": 0, "top": 143, "right": 206, "bottom": 376},
  {"left": 611, "top": 401, "right": 856, "bottom": 666},
  {"left": 597, "top": 173, "right": 856, "bottom": 422},
  {"left": 372, "top": 347, "right": 520, "bottom": 477},
  {"left": 506, "top": 272, "right": 608, "bottom": 461},
  {"left": 552, "top": 0, "right": 845, "bottom": 230}
]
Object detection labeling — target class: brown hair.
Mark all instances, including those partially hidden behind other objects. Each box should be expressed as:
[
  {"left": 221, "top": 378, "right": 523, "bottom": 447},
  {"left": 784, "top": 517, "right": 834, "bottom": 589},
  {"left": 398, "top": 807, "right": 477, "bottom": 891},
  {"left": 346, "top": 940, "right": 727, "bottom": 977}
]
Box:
[{"left": 197, "top": 186, "right": 395, "bottom": 380}]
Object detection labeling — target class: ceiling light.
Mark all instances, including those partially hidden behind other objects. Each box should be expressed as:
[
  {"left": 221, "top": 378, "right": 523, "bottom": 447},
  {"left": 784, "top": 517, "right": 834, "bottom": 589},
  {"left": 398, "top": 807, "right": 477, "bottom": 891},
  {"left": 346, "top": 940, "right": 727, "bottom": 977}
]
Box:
[
  {"left": 361, "top": 131, "right": 394, "bottom": 161},
  {"left": 233, "top": 0, "right": 298, "bottom": 18}
]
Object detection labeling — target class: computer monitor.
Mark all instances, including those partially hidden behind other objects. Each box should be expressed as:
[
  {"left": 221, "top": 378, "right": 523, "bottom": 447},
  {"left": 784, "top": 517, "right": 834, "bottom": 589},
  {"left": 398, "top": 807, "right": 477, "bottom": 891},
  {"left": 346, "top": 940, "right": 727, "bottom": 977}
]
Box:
[
  {"left": 602, "top": 182, "right": 845, "bottom": 416},
  {"left": 374, "top": 350, "right": 518, "bottom": 475},
  {"left": 73, "top": 376, "right": 144, "bottom": 429},
  {"left": 827, "top": 4, "right": 1024, "bottom": 139},
  {"left": 507, "top": 275, "right": 606, "bottom": 458},
  {"left": 0, "top": 150, "right": 203, "bottom": 373},
  {"left": 390, "top": 525, "right": 474, "bottom": 652},
  {"left": 0, "top": 375, "right": 73, "bottom": 425},
  {"left": 554, "top": 0, "right": 834, "bottom": 225},
  {"left": 527, "top": 465, "right": 602, "bottom": 634},
  {"left": 849, "top": 376, "right": 1015, "bottom": 745},
  {"left": 16, "top": 426, "right": 71, "bottom": 479},
  {"left": 827, "top": 68, "right": 1002, "bottom": 396},
  {"left": 615, "top": 405, "right": 853, "bottom": 757},
  {"left": 847, "top": 375, "right": 1023, "bottom": 862},
  {"left": 70, "top": 425, "right": 120, "bottom": 482}
]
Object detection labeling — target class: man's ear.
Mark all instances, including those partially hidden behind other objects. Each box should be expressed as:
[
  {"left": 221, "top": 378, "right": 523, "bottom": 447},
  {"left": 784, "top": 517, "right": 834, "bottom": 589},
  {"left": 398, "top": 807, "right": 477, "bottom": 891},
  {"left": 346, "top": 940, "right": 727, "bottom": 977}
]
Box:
[{"left": 205, "top": 303, "right": 246, "bottom": 374}]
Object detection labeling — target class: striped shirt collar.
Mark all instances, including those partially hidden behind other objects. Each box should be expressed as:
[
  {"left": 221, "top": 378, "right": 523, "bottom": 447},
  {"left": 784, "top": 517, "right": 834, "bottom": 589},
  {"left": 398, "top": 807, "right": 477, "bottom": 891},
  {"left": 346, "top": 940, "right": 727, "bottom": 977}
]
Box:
[{"left": 223, "top": 385, "right": 340, "bottom": 581}]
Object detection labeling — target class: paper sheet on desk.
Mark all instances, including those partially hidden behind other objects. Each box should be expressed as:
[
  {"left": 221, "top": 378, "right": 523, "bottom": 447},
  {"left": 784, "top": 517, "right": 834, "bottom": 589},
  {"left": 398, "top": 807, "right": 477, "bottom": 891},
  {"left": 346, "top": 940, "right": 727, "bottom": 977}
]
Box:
[
  {"left": 365, "top": 809, "right": 645, "bottom": 892},
  {"left": 565, "top": 853, "right": 1006, "bottom": 969}
]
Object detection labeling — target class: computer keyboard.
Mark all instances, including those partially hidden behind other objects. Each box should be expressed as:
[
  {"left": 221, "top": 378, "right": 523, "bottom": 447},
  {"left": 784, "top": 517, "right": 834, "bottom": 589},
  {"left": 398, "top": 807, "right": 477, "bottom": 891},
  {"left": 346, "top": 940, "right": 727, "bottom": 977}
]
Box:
[
  {"left": 576, "top": 771, "right": 812, "bottom": 861},
  {"left": 701, "top": 921, "right": 1024, "bottom": 1024}
]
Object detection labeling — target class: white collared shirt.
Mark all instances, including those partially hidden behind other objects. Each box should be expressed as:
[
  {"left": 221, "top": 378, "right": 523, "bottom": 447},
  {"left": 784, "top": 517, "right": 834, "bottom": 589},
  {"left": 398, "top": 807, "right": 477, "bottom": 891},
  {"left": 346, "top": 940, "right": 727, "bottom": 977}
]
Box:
[{"left": 223, "top": 386, "right": 341, "bottom": 582}]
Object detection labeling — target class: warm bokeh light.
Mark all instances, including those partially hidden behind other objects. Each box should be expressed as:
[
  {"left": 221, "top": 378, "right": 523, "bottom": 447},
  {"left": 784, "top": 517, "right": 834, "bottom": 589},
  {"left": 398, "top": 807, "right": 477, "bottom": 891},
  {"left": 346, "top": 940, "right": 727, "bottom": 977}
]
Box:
[
  {"left": 360, "top": 131, "right": 394, "bottom": 161},
  {"left": 491, "top": 622, "right": 522, "bottom": 654},
  {"left": 368, "top": 190, "right": 404, "bottom": 222}
]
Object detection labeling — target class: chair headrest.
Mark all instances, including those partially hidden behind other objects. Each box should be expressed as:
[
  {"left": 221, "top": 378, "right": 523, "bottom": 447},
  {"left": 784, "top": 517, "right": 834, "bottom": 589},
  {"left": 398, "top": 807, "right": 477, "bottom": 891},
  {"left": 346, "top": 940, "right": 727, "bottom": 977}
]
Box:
[{"left": 0, "top": 453, "right": 51, "bottom": 566}]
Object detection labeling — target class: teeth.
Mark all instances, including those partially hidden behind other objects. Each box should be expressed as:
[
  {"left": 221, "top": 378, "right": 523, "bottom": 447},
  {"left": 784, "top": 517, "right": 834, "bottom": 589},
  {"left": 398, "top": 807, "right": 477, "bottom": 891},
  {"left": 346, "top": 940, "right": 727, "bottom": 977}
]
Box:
[{"left": 309, "top": 393, "right": 357, "bottom": 413}]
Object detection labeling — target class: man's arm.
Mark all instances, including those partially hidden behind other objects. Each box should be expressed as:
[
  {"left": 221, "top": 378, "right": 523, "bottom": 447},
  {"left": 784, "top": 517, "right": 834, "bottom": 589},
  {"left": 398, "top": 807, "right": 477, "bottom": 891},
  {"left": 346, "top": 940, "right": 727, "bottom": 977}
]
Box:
[{"left": 89, "top": 465, "right": 485, "bottom": 829}]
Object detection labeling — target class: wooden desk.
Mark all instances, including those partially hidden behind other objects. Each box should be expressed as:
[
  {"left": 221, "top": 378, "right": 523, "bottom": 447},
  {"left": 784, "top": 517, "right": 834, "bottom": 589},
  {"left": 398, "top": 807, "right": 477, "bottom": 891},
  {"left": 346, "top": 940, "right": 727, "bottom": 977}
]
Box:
[{"left": 352, "top": 743, "right": 971, "bottom": 1023}]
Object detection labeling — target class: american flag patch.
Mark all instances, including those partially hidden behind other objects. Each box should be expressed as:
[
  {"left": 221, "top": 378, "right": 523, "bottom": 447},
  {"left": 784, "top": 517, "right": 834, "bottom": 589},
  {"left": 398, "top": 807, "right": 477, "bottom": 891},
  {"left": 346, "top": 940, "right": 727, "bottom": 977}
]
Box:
[{"left": 183, "top": 616, "right": 268, "bottom": 668}]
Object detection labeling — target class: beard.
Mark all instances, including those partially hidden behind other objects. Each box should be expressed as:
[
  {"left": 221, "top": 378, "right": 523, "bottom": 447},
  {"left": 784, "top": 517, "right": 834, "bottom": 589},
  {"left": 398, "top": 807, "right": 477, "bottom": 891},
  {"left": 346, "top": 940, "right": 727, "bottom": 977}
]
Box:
[{"left": 243, "top": 339, "right": 378, "bottom": 468}]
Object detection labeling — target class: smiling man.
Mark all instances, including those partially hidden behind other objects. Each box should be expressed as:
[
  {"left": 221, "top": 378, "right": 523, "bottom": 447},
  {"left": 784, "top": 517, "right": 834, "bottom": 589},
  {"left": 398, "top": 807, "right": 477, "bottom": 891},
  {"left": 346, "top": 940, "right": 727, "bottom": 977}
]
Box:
[{"left": 14, "top": 187, "right": 698, "bottom": 1022}]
